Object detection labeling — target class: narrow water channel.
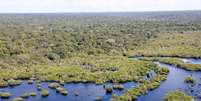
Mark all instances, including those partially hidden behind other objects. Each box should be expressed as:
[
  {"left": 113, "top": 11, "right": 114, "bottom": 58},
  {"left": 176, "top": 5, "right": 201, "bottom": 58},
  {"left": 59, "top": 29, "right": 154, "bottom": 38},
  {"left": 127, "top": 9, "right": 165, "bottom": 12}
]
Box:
[{"left": 138, "top": 59, "right": 201, "bottom": 101}]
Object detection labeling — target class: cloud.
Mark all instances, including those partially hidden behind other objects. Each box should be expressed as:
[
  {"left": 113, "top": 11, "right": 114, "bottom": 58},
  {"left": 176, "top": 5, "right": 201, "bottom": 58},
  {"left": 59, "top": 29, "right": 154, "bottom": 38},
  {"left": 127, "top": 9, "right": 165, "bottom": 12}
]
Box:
[{"left": 0, "top": 0, "right": 200, "bottom": 13}]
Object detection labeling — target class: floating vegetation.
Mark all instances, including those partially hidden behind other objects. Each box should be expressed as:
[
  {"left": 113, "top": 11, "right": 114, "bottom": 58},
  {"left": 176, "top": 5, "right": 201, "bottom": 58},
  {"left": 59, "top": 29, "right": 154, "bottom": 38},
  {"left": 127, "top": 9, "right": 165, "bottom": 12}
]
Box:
[
  {"left": 113, "top": 84, "right": 124, "bottom": 90},
  {"left": 12, "top": 97, "right": 23, "bottom": 101},
  {"left": 95, "top": 96, "right": 102, "bottom": 101},
  {"left": 41, "top": 89, "right": 49, "bottom": 97},
  {"left": 105, "top": 86, "right": 113, "bottom": 94},
  {"left": 29, "top": 92, "right": 37, "bottom": 97},
  {"left": 37, "top": 86, "right": 43, "bottom": 91},
  {"left": 60, "top": 90, "right": 68, "bottom": 96},
  {"left": 0, "top": 92, "right": 11, "bottom": 99},
  {"left": 48, "top": 82, "right": 60, "bottom": 89},
  {"left": 27, "top": 80, "right": 34, "bottom": 85},
  {"left": 59, "top": 80, "right": 65, "bottom": 86},
  {"left": 73, "top": 90, "right": 79, "bottom": 96},
  {"left": 20, "top": 92, "right": 30, "bottom": 98},
  {"left": 185, "top": 76, "right": 196, "bottom": 85},
  {"left": 8, "top": 79, "right": 22, "bottom": 86}
]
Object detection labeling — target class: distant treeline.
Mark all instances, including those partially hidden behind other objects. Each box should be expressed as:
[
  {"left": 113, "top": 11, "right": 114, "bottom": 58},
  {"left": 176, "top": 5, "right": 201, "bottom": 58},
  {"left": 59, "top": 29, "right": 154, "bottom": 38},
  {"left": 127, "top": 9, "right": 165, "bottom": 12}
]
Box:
[{"left": 0, "top": 11, "right": 201, "bottom": 66}]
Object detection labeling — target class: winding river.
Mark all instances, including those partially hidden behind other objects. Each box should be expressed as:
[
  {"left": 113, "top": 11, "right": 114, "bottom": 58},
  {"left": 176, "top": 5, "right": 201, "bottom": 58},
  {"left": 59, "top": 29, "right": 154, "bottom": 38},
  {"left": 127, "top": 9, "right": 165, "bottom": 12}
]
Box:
[
  {"left": 1, "top": 58, "right": 201, "bottom": 101},
  {"left": 138, "top": 58, "right": 201, "bottom": 101}
]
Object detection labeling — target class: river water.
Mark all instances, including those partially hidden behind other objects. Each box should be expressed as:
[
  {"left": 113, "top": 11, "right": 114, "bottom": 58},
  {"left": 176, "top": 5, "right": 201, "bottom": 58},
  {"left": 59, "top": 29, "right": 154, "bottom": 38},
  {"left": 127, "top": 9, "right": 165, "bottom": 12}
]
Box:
[{"left": 138, "top": 58, "right": 201, "bottom": 101}]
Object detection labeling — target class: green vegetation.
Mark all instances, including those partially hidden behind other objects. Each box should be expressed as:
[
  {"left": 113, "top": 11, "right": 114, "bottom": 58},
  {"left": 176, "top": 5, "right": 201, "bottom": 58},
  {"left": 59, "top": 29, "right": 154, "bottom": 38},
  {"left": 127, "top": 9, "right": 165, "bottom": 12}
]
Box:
[
  {"left": 110, "top": 67, "right": 169, "bottom": 101},
  {"left": 0, "top": 56, "right": 156, "bottom": 84},
  {"left": 139, "top": 57, "right": 201, "bottom": 71},
  {"left": 0, "top": 12, "right": 200, "bottom": 69},
  {"left": 8, "top": 79, "right": 22, "bottom": 86},
  {"left": 27, "top": 80, "right": 34, "bottom": 84},
  {"left": 0, "top": 92, "right": 11, "bottom": 99},
  {"left": 185, "top": 76, "right": 196, "bottom": 85},
  {"left": 0, "top": 11, "right": 201, "bottom": 100},
  {"left": 112, "top": 84, "right": 124, "bottom": 90},
  {"left": 12, "top": 97, "right": 23, "bottom": 101},
  {"left": 133, "top": 32, "right": 201, "bottom": 58},
  {"left": 95, "top": 96, "right": 102, "bottom": 101},
  {"left": 20, "top": 92, "right": 30, "bottom": 98},
  {"left": 162, "top": 90, "right": 195, "bottom": 101},
  {"left": 41, "top": 89, "right": 49, "bottom": 97},
  {"left": 29, "top": 92, "right": 37, "bottom": 97},
  {"left": 48, "top": 82, "right": 60, "bottom": 89},
  {"left": 105, "top": 86, "right": 113, "bottom": 94},
  {"left": 73, "top": 90, "right": 79, "bottom": 96},
  {"left": 0, "top": 79, "right": 8, "bottom": 87},
  {"left": 155, "top": 58, "right": 201, "bottom": 71}
]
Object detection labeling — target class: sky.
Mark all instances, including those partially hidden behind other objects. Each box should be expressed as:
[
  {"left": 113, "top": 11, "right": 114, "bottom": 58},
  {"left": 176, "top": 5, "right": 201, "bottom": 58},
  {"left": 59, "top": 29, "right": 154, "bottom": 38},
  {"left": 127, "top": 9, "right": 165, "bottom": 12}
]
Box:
[{"left": 0, "top": 0, "right": 201, "bottom": 13}]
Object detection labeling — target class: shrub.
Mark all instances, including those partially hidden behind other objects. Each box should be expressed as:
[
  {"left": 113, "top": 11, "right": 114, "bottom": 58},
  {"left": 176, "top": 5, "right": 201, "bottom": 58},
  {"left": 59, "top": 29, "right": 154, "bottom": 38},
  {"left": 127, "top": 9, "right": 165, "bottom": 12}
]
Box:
[{"left": 46, "top": 53, "right": 60, "bottom": 61}]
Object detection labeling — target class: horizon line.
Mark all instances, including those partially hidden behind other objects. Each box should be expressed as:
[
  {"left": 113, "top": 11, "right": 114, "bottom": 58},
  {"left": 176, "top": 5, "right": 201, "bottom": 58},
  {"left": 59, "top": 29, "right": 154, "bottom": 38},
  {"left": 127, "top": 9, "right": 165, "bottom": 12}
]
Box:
[{"left": 0, "top": 9, "right": 201, "bottom": 14}]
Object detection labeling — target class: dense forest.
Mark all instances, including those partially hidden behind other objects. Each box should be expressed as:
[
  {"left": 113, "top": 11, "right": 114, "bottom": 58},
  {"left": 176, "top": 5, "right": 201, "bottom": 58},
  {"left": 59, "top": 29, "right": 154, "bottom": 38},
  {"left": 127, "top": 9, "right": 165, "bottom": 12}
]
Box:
[{"left": 0, "top": 11, "right": 201, "bottom": 68}]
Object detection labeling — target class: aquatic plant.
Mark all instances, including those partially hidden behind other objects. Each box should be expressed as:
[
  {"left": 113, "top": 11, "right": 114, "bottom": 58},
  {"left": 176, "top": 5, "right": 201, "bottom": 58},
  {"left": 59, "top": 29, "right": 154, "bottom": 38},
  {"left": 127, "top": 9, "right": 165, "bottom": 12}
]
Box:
[
  {"left": 20, "top": 92, "right": 30, "bottom": 98},
  {"left": 36, "top": 83, "right": 42, "bottom": 87},
  {"left": 35, "top": 80, "right": 41, "bottom": 84},
  {"left": 59, "top": 80, "right": 65, "bottom": 85},
  {"left": 0, "top": 92, "right": 11, "bottom": 99},
  {"left": 56, "top": 87, "right": 65, "bottom": 93},
  {"left": 41, "top": 89, "right": 49, "bottom": 97},
  {"left": 7, "top": 79, "right": 22, "bottom": 86},
  {"left": 95, "top": 96, "right": 102, "bottom": 101},
  {"left": 29, "top": 92, "right": 37, "bottom": 97},
  {"left": 73, "top": 90, "right": 79, "bottom": 96},
  {"left": 12, "top": 97, "right": 23, "bottom": 101},
  {"left": 185, "top": 76, "right": 196, "bottom": 85},
  {"left": 162, "top": 90, "right": 195, "bottom": 101},
  {"left": 48, "top": 82, "right": 60, "bottom": 89},
  {"left": 27, "top": 80, "right": 34, "bottom": 84},
  {"left": 60, "top": 90, "right": 68, "bottom": 96},
  {"left": 37, "top": 86, "right": 43, "bottom": 91},
  {"left": 105, "top": 86, "right": 113, "bottom": 94},
  {"left": 112, "top": 84, "right": 124, "bottom": 90}
]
